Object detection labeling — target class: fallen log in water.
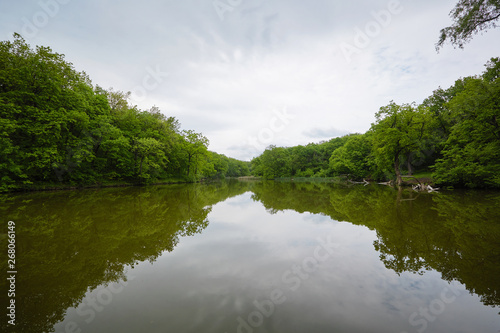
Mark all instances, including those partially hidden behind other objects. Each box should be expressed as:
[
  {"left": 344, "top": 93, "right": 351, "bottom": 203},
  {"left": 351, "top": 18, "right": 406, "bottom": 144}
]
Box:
[
  {"left": 412, "top": 184, "right": 440, "bottom": 192},
  {"left": 348, "top": 179, "right": 370, "bottom": 186}
]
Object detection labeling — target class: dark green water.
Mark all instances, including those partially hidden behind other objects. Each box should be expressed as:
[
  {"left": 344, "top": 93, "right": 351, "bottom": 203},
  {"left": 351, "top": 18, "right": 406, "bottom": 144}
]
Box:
[{"left": 1, "top": 180, "right": 499, "bottom": 333}]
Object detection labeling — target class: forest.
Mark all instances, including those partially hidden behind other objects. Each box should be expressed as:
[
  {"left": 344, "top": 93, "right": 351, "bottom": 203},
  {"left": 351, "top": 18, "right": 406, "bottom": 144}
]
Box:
[
  {"left": 1, "top": 33, "right": 499, "bottom": 191},
  {"left": 251, "top": 57, "right": 500, "bottom": 189},
  {"left": 0, "top": 34, "right": 250, "bottom": 192}
]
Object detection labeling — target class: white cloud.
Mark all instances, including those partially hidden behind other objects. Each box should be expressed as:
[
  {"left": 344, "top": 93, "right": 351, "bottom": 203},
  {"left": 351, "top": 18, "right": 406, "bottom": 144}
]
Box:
[
  {"left": 303, "top": 127, "right": 351, "bottom": 140},
  {"left": 2, "top": 0, "right": 500, "bottom": 161}
]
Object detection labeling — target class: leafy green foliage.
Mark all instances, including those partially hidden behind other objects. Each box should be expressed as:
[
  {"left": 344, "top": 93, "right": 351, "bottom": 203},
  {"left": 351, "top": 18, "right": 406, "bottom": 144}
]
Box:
[
  {"left": 370, "top": 102, "right": 429, "bottom": 185},
  {"left": 432, "top": 75, "right": 500, "bottom": 188},
  {"left": 251, "top": 58, "right": 500, "bottom": 188},
  {"left": 329, "top": 133, "right": 373, "bottom": 180},
  {"left": 251, "top": 138, "right": 344, "bottom": 179},
  {"left": 0, "top": 34, "right": 249, "bottom": 191},
  {"left": 252, "top": 146, "right": 291, "bottom": 179},
  {"left": 1, "top": 34, "right": 498, "bottom": 190},
  {"left": 180, "top": 129, "right": 210, "bottom": 180},
  {"left": 437, "top": 0, "right": 500, "bottom": 50}
]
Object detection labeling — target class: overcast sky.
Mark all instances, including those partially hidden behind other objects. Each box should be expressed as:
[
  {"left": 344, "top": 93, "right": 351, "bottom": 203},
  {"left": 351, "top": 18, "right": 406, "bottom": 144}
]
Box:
[{"left": 2, "top": 0, "right": 500, "bottom": 160}]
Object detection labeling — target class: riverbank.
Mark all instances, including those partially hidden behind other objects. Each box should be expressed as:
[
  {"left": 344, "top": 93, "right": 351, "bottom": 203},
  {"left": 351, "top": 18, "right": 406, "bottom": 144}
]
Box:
[
  {"left": 4, "top": 178, "right": 191, "bottom": 193},
  {"left": 273, "top": 173, "right": 436, "bottom": 186}
]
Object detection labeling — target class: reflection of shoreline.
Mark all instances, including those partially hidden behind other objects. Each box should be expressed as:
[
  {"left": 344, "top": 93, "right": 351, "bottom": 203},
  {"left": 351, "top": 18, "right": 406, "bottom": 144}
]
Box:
[
  {"left": 1, "top": 179, "right": 199, "bottom": 194},
  {"left": 250, "top": 182, "right": 500, "bottom": 309},
  {"left": 2, "top": 181, "right": 498, "bottom": 333},
  {"left": 0, "top": 182, "right": 251, "bottom": 333}
]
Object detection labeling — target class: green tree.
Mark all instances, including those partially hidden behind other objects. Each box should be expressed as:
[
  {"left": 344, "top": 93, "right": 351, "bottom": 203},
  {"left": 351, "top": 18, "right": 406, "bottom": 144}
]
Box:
[
  {"left": 329, "top": 133, "right": 373, "bottom": 179},
  {"left": 226, "top": 157, "right": 250, "bottom": 177},
  {"left": 371, "top": 102, "right": 428, "bottom": 186},
  {"left": 0, "top": 115, "right": 21, "bottom": 191},
  {"left": 0, "top": 34, "right": 280, "bottom": 191},
  {"left": 417, "top": 77, "right": 475, "bottom": 173},
  {"left": 422, "top": 77, "right": 471, "bottom": 137},
  {"left": 432, "top": 75, "right": 500, "bottom": 188},
  {"left": 482, "top": 57, "right": 500, "bottom": 82},
  {"left": 203, "top": 152, "right": 228, "bottom": 178},
  {"left": 257, "top": 145, "right": 292, "bottom": 179},
  {"left": 133, "top": 137, "right": 166, "bottom": 181},
  {"left": 0, "top": 34, "right": 107, "bottom": 185},
  {"left": 437, "top": 0, "right": 500, "bottom": 50},
  {"left": 181, "top": 130, "right": 209, "bottom": 180}
]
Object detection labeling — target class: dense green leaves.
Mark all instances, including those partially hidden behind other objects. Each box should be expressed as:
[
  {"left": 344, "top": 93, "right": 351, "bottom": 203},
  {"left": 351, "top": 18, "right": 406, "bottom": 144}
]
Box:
[
  {"left": 1, "top": 34, "right": 498, "bottom": 190},
  {"left": 432, "top": 75, "right": 500, "bottom": 187},
  {"left": 251, "top": 58, "right": 500, "bottom": 188},
  {"left": 0, "top": 34, "right": 249, "bottom": 192},
  {"left": 370, "top": 102, "right": 429, "bottom": 185},
  {"left": 437, "top": 0, "right": 500, "bottom": 49},
  {"left": 251, "top": 139, "right": 345, "bottom": 179},
  {"left": 329, "top": 134, "right": 373, "bottom": 180}
]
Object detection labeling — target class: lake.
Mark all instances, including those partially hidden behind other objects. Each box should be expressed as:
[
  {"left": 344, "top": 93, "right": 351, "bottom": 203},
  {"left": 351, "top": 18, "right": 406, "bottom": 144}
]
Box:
[{"left": 1, "top": 180, "right": 499, "bottom": 333}]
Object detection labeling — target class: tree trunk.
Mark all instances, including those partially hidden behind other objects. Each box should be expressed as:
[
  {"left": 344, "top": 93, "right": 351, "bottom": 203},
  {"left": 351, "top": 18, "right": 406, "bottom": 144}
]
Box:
[
  {"left": 394, "top": 153, "right": 402, "bottom": 187},
  {"left": 407, "top": 152, "right": 413, "bottom": 176},
  {"left": 186, "top": 154, "right": 192, "bottom": 177}
]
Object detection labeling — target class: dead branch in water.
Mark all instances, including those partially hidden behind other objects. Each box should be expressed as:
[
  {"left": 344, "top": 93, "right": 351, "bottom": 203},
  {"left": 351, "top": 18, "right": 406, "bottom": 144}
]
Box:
[
  {"left": 412, "top": 184, "right": 440, "bottom": 192},
  {"left": 348, "top": 179, "right": 370, "bottom": 186},
  {"left": 378, "top": 180, "right": 393, "bottom": 186}
]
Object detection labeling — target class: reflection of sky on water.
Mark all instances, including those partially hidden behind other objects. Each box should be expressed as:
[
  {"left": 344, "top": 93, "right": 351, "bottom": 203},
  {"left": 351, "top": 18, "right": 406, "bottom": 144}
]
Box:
[{"left": 55, "top": 192, "right": 499, "bottom": 333}]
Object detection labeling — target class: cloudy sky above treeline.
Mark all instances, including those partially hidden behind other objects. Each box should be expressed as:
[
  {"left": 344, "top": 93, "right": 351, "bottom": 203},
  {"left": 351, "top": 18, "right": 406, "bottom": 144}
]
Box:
[{"left": 2, "top": 0, "right": 500, "bottom": 160}]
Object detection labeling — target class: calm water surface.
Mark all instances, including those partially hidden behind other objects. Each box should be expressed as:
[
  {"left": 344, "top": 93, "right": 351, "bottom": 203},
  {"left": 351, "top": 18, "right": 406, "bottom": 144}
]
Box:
[{"left": 1, "top": 180, "right": 499, "bottom": 333}]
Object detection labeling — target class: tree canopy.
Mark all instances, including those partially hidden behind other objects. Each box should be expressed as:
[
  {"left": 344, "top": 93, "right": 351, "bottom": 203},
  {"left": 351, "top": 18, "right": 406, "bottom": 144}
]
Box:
[
  {"left": 250, "top": 58, "right": 500, "bottom": 189},
  {"left": 437, "top": 0, "right": 500, "bottom": 50},
  {"left": 370, "top": 103, "right": 428, "bottom": 186},
  {"left": 1, "top": 33, "right": 499, "bottom": 190},
  {"left": 0, "top": 34, "right": 249, "bottom": 192}
]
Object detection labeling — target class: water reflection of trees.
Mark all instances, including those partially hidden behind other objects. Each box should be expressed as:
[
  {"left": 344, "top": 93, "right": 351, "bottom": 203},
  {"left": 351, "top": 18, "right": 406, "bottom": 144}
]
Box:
[
  {"left": 0, "top": 181, "right": 250, "bottom": 333},
  {"left": 1, "top": 180, "right": 498, "bottom": 333},
  {"left": 251, "top": 181, "right": 500, "bottom": 308}
]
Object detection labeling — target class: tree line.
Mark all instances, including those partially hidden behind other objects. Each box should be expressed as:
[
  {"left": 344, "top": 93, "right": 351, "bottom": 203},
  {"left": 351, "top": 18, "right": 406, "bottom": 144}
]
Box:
[
  {"left": 0, "top": 34, "right": 250, "bottom": 192},
  {"left": 251, "top": 0, "right": 500, "bottom": 189},
  {"left": 251, "top": 58, "right": 500, "bottom": 189}
]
